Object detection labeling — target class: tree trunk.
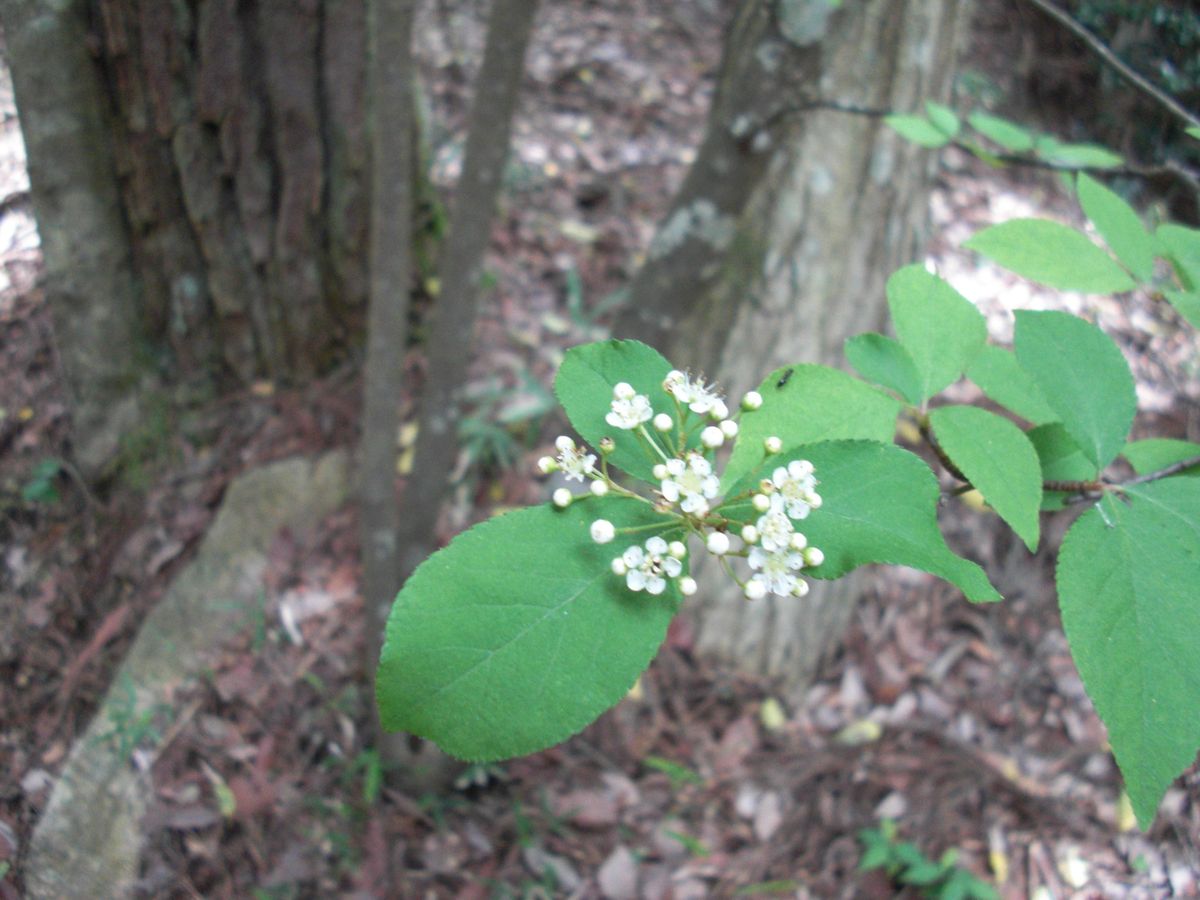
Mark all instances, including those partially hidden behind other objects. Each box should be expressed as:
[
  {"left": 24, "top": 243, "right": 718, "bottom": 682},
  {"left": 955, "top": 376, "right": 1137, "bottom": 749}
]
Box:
[
  {"left": 617, "top": 0, "right": 967, "bottom": 698},
  {"left": 1, "top": 0, "right": 434, "bottom": 474}
]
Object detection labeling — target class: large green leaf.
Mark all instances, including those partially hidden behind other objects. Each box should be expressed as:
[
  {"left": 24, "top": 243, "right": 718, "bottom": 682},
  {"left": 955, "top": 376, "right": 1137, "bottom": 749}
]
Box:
[
  {"left": 964, "top": 219, "right": 1135, "bottom": 293},
  {"left": 721, "top": 365, "right": 900, "bottom": 492},
  {"left": 1034, "top": 137, "right": 1123, "bottom": 169},
  {"left": 555, "top": 340, "right": 676, "bottom": 482},
  {"left": 1013, "top": 310, "right": 1135, "bottom": 469},
  {"left": 1076, "top": 173, "right": 1156, "bottom": 283},
  {"left": 1159, "top": 224, "right": 1200, "bottom": 290},
  {"left": 1122, "top": 439, "right": 1200, "bottom": 477},
  {"left": 885, "top": 114, "right": 952, "bottom": 148},
  {"left": 844, "top": 332, "right": 922, "bottom": 404},
  {"left": 929, "top": 405, "right": 1042, "bottom": 550},
  {"left": 376, "top": 498, "right": 678, "bottom": 761},
  {"left": 1057, "top": 481, "right": 1200, "bottom": 827},
  {"left": 887, "top": 265, "right": 988, "bottom": 403},
  {"left": 967, "top": 111, "right": 1035, "bottom": 152},
  {"left": 726, "top": 440, "right": 1000, "bottom": 602},
  {"left": 966, "top": 344, "right": 1058, "bottom": 425},
  {"left": 1163, "top": 290, "right": 1200, "bottom": 329}
]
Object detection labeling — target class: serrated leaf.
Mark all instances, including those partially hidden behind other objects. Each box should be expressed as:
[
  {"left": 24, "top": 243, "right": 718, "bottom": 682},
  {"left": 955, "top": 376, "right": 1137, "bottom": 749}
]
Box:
[
  {"left": 1163, "top": 290, "right": 1200, "bottom": 329},
  {"left": 887, "top": 265, "right": 988, "bottom": 403},
  {"left": 1122, "top": 438, "right": 1200, "bottom": 476},
  {"left": 965, "top": 219, "right": 1135, "bottom": 293},
  {"left": 376, "top": 498, "right": 678, "bottom": 761},
  {"left": 1158, "top": 223, "right": 1200, "bottom": 290},
  {"left": 555, "top": 340, "right": 675, "bottom": 482},
  {"left": 1076, "top": 173, "right": 1156, "bottom": 283},
  {"left": 1035, "top": 137, "right": 1123, "bottom": 169},
  {"left": 1057, "top": 481, "right": 1200, "bottom": 827},
  {"left": 967, "top": 111, "right": 1035, "bottom": 152},
  {"left": 925, "top": 101, "right": 960, "bottom": 138},
  {"left": 1028, "top": 423, "right": 1092, "bottom": 510},
  {"left": 966, "top": 344, "right": 1058, "bottom": 425},
  {"left": 721, "top": 365, "right": 899, "bottom": 491},
  {"left": 929, "top": 405, "right": 1042, "bottom": 550},
  {"left": 727, "top": 441, "right": 1000, "bottom": 602},
  {"left": 1014, "top": 311, "right": 1135, "bottom": 469},
  {"left": 885, "top": 114, "right": 952, "bottom": 148},
  {"left": 844, "top": 332, "right": 922, "bottom": 404}
]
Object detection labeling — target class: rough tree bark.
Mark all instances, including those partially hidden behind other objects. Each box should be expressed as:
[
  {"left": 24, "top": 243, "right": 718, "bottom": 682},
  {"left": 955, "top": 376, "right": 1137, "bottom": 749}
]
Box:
[
  {"left": 0, "top": 0, "right": 432, "bottom": 475},
  {"left": 615, "top": 0, "right": 967, "bottom": 698},
  {"left": 394, "top": 0, "right": 541, "bottom": 581}
]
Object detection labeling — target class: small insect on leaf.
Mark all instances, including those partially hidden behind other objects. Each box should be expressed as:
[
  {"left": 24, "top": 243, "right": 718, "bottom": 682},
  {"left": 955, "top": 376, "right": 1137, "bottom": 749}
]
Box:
[{"left": 776, "top": 368, "right": 794, "bottom": 389}]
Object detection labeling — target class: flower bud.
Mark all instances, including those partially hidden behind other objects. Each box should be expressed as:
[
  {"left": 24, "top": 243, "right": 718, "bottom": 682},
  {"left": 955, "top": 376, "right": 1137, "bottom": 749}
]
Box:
[
  {"left": 611, "top": 557, "right": 628, "bottom": 576},
  {"left": 790, "top": 532, "right": 808, "bottom": 551},
  {"left": 701, "top": 426, "right": 724, "bottom": 449},
  {"left": 552, "top": 488, "right": 572, "bottom": 508},
  {"left": 808, "top": 493, "right": 823, "bottom": 509},
  {"left": 679, "top": 576, "right": 698, "bottom": 596},
  {"left": 590, "top": 519, "right": 615, "bottom": 544},
  {"left": 752, "top": 493, "right": 771, "bottom": 513},
  {"left": 537, "top": 456, "right": 556, "bottom": 474},
  {"left": 653, "top": 463, "right": 669, "bottom": 481},
  {"left": 668, "top": 540, "right": 687, "bottom": 559},
  {"left": 663, "top": 370, "right": 684, "bottom": 392},
  {"left": 706, "top": 531, "right": 730, "bottom": 556},
  {"left": 764, "top": 435, "right": 782, "bottom": 454},
  {"left": 613, "top": 382, "right": 636, "bottom": 400},
  {"left": 719, "top": 420, "right": 739, "bottom": 438},
  {"left": 599, "top": 437, "right": 616, "bottom": 455},
  {"left": 793, "top": 578, "right": 810, "bottom": 597},
  {"left": 741, "top": 391, "right": 763, "bottom": 411},
  {"left": 741, "top": 524, "right": 759, "bottom": 545},
  {"left": 709, "top": 399, "right": 729, "bottom": 421},
  {"left": 555, "top": 435, "right": 575, "bottom": 452},
  {"left": 803, "top": 546, "right": 824, "bottom": 567},
  {"left": 590, "top": 479, "right": 609, "bottom": 497},
  {"left": 758, "top": 479, "right": 775, "bottom": 494},
  {"left": 653, "top": 412, "right": 673, "bottom": 432},
  {"left": 744, "top": 580, "right": 766, "bottom": 601}
]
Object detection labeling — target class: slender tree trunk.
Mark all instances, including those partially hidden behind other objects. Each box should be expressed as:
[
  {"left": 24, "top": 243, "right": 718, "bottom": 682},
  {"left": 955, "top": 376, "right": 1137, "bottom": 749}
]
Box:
[
  {"left": 394, "top": 0, "right": 542, "bottom": 580},
  {"left": 616, "top": 0, "right": 967, "bottom": 698}
]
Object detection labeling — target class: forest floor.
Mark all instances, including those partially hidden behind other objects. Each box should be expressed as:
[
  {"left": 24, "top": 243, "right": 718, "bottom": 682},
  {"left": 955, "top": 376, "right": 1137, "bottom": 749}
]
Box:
[{"left": 2, "top": 1, "right": 1199, "bottom": 898}]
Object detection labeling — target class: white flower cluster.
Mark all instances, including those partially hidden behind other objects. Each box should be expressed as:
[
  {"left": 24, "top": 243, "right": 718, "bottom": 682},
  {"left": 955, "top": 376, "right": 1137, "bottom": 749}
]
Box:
[{"left": 537, "top": 369, "right": 822, "bottom": 602}]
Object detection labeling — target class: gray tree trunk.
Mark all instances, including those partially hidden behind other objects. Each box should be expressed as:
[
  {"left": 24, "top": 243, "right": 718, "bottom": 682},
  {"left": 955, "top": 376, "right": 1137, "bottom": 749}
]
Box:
[{"left": 617, "top": 0, "right": 967, "bottom": 698}]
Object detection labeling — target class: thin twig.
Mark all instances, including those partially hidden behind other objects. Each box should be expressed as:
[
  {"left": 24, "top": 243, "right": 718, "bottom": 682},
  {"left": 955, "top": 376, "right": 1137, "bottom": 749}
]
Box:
[
  {"left": 1020, "top": 0, "right": 1200, "bottom": 132},
  {"left": 1123, "top": 454, "right": 1200, "bottom": 487}
]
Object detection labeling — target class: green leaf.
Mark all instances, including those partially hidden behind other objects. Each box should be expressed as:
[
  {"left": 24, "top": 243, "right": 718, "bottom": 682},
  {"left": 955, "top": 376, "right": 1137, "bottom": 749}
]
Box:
[
  {"left": 967, "top": 111, "right": 1034, "bottom": 152},
  {"left": 1034, "top": 136, "right": 1124, "bottom": 169},
  {"left": 1187, "top": 126, "right": 1200, "bottom": 142},
  {"left": 721, "top": 365, "right": 900, "bottom": 492},
  {"left": 1057, "top": 481, "right": 1200, "bottom": 827},
  {"left": 1163, "top": 290, "right": 1200, "bottom": 329},
  {"left": 925, "top": 101, "right": 960, "bottom": 138},
  {"left": 555, "top": 340, "right": 675, "bottom": 482},
  {"left": 964, "top": 219, "right": 1135, "bottom": 293},
  {"left": 1014, "top": 310, "right": 1135, "bottom": 469},
  {"left": 966, "top": 344, "right": 1058, "bottom": 425},
  {"left": 727, "top": 441, "right": 1000, "bottom": 602},
  {"left": 844, "top": 333, "right": 922, "bottom": 404},
  {"left": 1122, "top": 438, "right": 1200, "bottom": 476},
  {"left": 1028, "top": 423, "right": 1092, "bottom": 510},
  {"left": 929, "top": 405, "right": 1042, "bottom": 550},
  {"left": 885, "top": 114, "right": 952, "bottom": 148},
  {"left": 376, "top": 498, "right": 678, "bottom": 761},
  {"left": 1158, "top": 223, "right": 1200, "bottom": 290},
  {"left": 887, "top": 265, "right": 988, "bottom": 402},
  {"left": 1076, "top": 173, "right": 1156, "bottom": 283}
]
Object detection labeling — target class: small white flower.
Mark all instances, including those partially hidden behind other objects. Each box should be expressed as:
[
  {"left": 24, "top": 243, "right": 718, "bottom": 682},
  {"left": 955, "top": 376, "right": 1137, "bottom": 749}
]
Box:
[
  {"left": 590, "top": 479, "right": 609, "bottom": 497},
  {"left": 764, "top": 435, "right": 783, "bottom": 454},
  {"left": 741, "top": 524, "right": 759, "bottom": 545},
  {"left": 744, "top": 580, "right": 767, "bottom": 601},
  {"left": 660, "top": 452, "right": 720, "bottom": 515},
  {"left": 706, "top": 531, "right": 730, "bottom": 555},
  {"left": 552, "top": 488, "right": 572, "bottom": 508},
  {"left": 772, "top": 459, "right": 820, "bottom": 519},
  {"left": 679, "top": 576, "right": 698, "bottom": 596},
  {"left": 622, "top": 536, "right": 683, "bottom": 595},
  {"left": 742, "top": 391, "right": 763, "bottom": 411},
  {"left": 653, "top": 412, "right": 674, "bottom": 432},
  {"left": 701, "top": 426, "right": 724, "bottom": 448},
  {"left": 554, "top": 437, "right": 597, "bottom": 482},
  {"left": 752, "top": 493, "right": 772, "bottom": 513},
  {"left": 756, "top": 496, "right": 795, "bottom": 552},
  {"left": 591, "top": 519, "right": 615, "bottom": 544},
  {"left": 665, "top": 371, "right": 724, "bottom": 415},
  {"left": 606, "top": 388, "right": 653, "bottom": 430},
  {"left": 748, "top": 545, "right": 806, "bottom": 596},
  {"left": 719, "top": 419, "right": 739, "bottom": 439}
]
